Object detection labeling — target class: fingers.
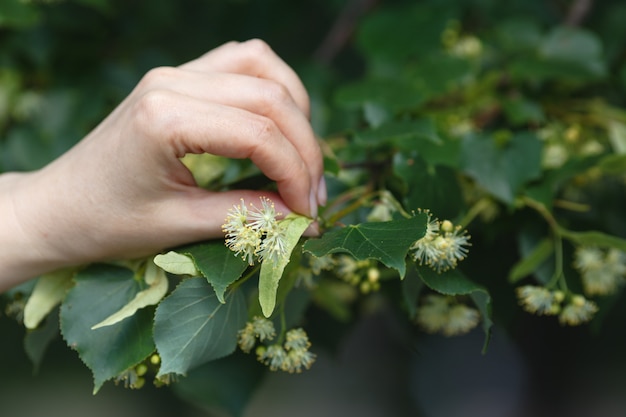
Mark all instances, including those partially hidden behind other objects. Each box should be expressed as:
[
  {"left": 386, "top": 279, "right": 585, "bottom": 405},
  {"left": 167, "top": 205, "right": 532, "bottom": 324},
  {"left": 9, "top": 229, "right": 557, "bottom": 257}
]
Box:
[
  {"left": 180, "top": 39, "right": 310, "bottom": 117},
  {"left": 132, "top": 90, "right": 315, "bottom": 217},
  {"left": 135, "top": 67, "right": 323, "bottom": 212}
]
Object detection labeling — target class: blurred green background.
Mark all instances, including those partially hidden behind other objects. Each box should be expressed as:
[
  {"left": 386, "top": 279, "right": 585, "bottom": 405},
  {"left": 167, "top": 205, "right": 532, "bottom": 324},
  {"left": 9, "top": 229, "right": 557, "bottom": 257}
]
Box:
[{"left": 2, "top": 0, "right": 626, "bottom": 416}]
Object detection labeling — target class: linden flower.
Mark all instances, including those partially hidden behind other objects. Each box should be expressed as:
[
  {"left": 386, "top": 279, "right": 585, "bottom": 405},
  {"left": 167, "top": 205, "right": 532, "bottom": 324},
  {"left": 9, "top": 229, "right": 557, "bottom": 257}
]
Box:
[
  {"left": 284, "top": 347, "right": 316, "bottom": 373},
  {"left": 516, "top": 285, "right": 561, "bottom": 315},
  {"left": 248, "top": 197, "right": 280, "bottom": 232},
  {"left": 251, "top": 316, "right": 276, "bottom": 342},
  {"left": 225, "top": 225, "right": 260, "bottom": 266},
  {"left": 559, "top": 295, "right": 598, "bottom": 326},
  {"left": 411, "top": 214, "right": 470, "bottom": 273},
  {"left": 444, "top": 304, "right": 480, "bottom": 336},
  {"left": 416, "top": 294, "right": 450, "bottom": 334},
  {"left": 416, "top": 294, "right": 480, "bottom": 336},
  {"left": 237, "top": 322, "right": 257, "bottom": 353},
  {"left": 284, "top": 328, "right": 311, "bottom": 351},
  {"left": 256, "top": 228, "right": 288, "bottom": 265},
  {"left": 257, "top": 345, "right": 288, "bottom": 372},
  {"left": 574, "top": 247, "right": 626, "bottom": 296},
  {"left": 222, "top": 197, "right": 288, "bottom": 266}
]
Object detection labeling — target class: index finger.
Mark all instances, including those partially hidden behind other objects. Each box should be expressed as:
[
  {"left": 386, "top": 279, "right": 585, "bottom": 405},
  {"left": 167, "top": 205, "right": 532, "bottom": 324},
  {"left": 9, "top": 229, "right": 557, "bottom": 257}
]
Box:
[{"left": 179, "top": 39, "right": 310, "bottom": 117}]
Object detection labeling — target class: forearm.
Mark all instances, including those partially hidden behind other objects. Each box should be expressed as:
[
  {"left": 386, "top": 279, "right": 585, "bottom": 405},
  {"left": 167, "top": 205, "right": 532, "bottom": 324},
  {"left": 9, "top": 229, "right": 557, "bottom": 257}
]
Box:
[{"left": 0, "top": 171, "right": 65, "bottom": 292}]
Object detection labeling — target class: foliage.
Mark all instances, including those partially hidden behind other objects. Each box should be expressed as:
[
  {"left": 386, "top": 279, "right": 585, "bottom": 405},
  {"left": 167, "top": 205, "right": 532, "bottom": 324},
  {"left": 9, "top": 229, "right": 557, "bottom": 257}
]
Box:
[{"left": 3, "top": 0, "right": 626, "bottom": 415}]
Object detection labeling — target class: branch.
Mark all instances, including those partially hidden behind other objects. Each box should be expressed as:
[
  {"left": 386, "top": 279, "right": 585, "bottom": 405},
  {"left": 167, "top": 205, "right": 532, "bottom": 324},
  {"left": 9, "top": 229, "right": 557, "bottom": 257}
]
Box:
[
  {"left": 313, "top": 0, "right": 378, "bottom": 65},
  {"left": 565, "top": 0, "right": 594, "bottom": 26}
]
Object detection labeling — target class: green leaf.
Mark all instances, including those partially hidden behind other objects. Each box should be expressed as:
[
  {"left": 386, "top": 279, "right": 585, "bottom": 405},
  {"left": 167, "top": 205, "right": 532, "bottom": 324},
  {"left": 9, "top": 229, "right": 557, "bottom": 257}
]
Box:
[
  {"left": 154, "top": 251, "right": 200, "bottom": 276},
  {"left": 608, "top": 120, "right": 626, "bottom": 154},
  {"left": 0, "top": 0, "right": 41, "bottom": 28},
  {"left": 355, "top": 3, "right": 454, "bottom": 64},
  {"left": 91, "top": 261, "right": 168, "bottom": 329},
  {"left": 461, "top": 132, "right": 542, "bottom": 204},
  {"left": 23, "top": 267, "right": 75, "bottom": 330},
  {"left": 598, "top": 154, "right": 626, "bottom": 174},
  {"left": 539, "top": 26, "right": 606, "bottom": 78},
  {"left": 303, "top": 213, "right": 428, "bottom": 278},
  {"left": 154, "top": 277, "right": 247, "bottom": 378},
  {"left": 258, "top": 213, "right": 313, "bottom": 317},
  {"left": 172, "top": 352, "right": 265, "bottom": 417},
  {"left": 59, "top": 264, "right": 155, "bottom": 393},
  {"left": 334, "top": 78, "right": 425, "bottom": 115},
  {"left": 181, "top": 241, "right": 249, "bottom": 304},
  {"left": 560, "top": 229, "right": 626, "bottom": 252},
  {"left": 418, "top": 267, "right": 492, "bottom": 352},
  {"left": 355, "top": 119, "right": 441, "bottom": 147},
  {"left": 508, "top": 237, "right": 554, "bottom": 283},
  {"left": 24, "top": 308, "right": 60, "bottom": 373},
  {"left": 401, "top": 265, "right": 424, "bottom": 320},
  {"left": 394, "top": 153, "right": 464, "bottom": 220},
  {"left": 502, "top": 96, "right": 545, "bottom": 126}
]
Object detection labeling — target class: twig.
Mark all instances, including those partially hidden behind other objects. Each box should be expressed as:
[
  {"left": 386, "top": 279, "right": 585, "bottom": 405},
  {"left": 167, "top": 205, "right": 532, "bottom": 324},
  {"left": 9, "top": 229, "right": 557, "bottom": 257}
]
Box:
[
  {"left": 565, "top": 0, "right": 594, "bottom": 26},
  {"left": 313, "top": 0, "right": 378, "bottom": 65}
]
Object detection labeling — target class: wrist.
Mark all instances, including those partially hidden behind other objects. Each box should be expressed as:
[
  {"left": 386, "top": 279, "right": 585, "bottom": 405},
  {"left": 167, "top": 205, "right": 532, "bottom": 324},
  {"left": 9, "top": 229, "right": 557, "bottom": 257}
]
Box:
[{"left": 0, "top": 171, "right": 68, "bottom": 291}]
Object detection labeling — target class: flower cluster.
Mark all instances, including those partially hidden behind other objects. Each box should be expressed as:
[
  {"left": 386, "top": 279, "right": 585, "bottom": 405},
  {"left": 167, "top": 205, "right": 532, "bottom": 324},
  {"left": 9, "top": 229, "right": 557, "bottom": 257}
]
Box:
[
  {"left": 222, "top": 197, "right": 287, "bottom": 265},
  {"left": 335, "top": 255, "right": 381, "bottom": 294},
  {"left": 573, "top": 246, "right": 626, "bottom": 296},
  {"left": 516, "top": 285, "right": 598, "bottom": 326},
  {"left": 416, "top": 294, "right": 480, "bottom": 336},
  {"left": 237, "top": 317, "right": 316, "bottom": 373},
  {"left": 237, "top": 316, "right": 277, "bottom": 353},
  {"left": 411, "top": 212, "right": 471, "bottom": 273}
]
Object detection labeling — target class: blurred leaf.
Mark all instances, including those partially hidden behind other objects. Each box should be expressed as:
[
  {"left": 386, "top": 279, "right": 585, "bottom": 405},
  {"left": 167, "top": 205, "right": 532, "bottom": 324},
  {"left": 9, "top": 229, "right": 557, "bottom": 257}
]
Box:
[
  {"left": 334, "top": 78, "right": 425, "bottom": 116},
  {"left": 461, "top": 132, "right": 542, "bottom": 204},
  {"left": 539, "top": 26, "right": 605, "bottom": 76},
  {"left": 401, "top": 265, "right": 424, "bottom": 320},
  {"left": 598, "top": 154, "right": 626, "bottom": 174},
  {"left": 560, "top": 229, "right": 626, "bottom": 252},
  {"left": 394, "top": 153, "right": 464, "bottom": 220},
  {"left": 172, "top": 352, "right": 265, "bottom": 417},
  {"left": 304, "top": 213, "right": 428, "bottom": 278},
  {"left": 502, "top": 96, "right": 545, "bottom": 126},
  {"left": 508, "top": 237, "right": 553, "bottom": 283},
  {"left": 258, "top": 213, "right": 312, "bottom": 317},
  {"left": 181, "top": 241, "right": 249, "bottom": 304},
  {"left": 154, "top": 278, "right": 247, "bottom": 378},
  {"left": 355, "top": 119, "right": 441, "bottom": 147},
  {"left": 409, "top": 52, "right": 474, "bottom": 98},
  {"left": 24, "top": 308, "right": 60, "bottom": 373},
  {"left": 356, "top": 3, "right": 455, "bottom": 64},
  {"left": 495, "top": 18, "right": 542, "bottom": 52},
  {"left": 59, "top": 264, "right": 155, "bottom": 393},
  {"left": 0, "top": 0, "right": 40, "bottom": 28},
  {"left": 24, "top": 267, "right": 74, "bottom": 330},
  {"left": 608, "top": 120, "right": 626, "bottom": 154}
]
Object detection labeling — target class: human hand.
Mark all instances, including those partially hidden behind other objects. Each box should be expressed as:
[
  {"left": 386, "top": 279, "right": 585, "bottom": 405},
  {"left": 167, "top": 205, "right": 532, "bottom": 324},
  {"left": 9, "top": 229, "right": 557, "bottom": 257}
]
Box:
[{"left": 1, "top": 39, "right": 325, "bottom": 287}]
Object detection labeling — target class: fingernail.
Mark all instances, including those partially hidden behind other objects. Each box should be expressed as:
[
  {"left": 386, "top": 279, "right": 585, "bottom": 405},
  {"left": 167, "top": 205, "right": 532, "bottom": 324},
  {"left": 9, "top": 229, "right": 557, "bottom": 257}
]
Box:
[
  {"left": 304, "top": 221, "right": 320, "bottom": 237},
  {"left": 317, "top": 176, "right": 327, "bottom": 206},
  {"left": 309, "top": 190, "right": 318, "bottom": 219}
]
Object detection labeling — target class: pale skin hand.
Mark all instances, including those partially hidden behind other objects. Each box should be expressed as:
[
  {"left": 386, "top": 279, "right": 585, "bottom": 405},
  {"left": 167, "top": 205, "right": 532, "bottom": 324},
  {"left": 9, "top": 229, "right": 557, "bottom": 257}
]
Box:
[{"left": 0, "top": 39, "right": 326, "bottom": 291}]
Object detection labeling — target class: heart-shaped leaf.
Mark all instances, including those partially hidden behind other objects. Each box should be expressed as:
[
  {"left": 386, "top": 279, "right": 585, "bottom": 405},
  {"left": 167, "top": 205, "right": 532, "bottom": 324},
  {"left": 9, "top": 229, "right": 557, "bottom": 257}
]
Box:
[
  {"left": 303, "top": 213, "right": 428, "bottom": 278},
  {"left": 59, "top": 264, "right": 155, "bottom": 393},
  {"left": 154, "top": 277, "right": 247, "bottom": 378}
]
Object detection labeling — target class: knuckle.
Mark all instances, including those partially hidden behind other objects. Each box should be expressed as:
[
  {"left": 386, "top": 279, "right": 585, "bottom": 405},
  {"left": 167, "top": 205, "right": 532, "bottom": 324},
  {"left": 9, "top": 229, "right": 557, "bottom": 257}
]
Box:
[
  {"left": 241, "top": 38, "right": 272, "bottom": 58},
  {"left": 248, "top": 116, "right": 277, "bottom": 146},
  {"left": 138, "top": 66, "right": 177, "bottom": 89},
  {"left": 132, "top": 89, "right": 181, "bottom": 139},
  {"left": 259, "top": 80, "right": 292, "bottom": 109}
]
